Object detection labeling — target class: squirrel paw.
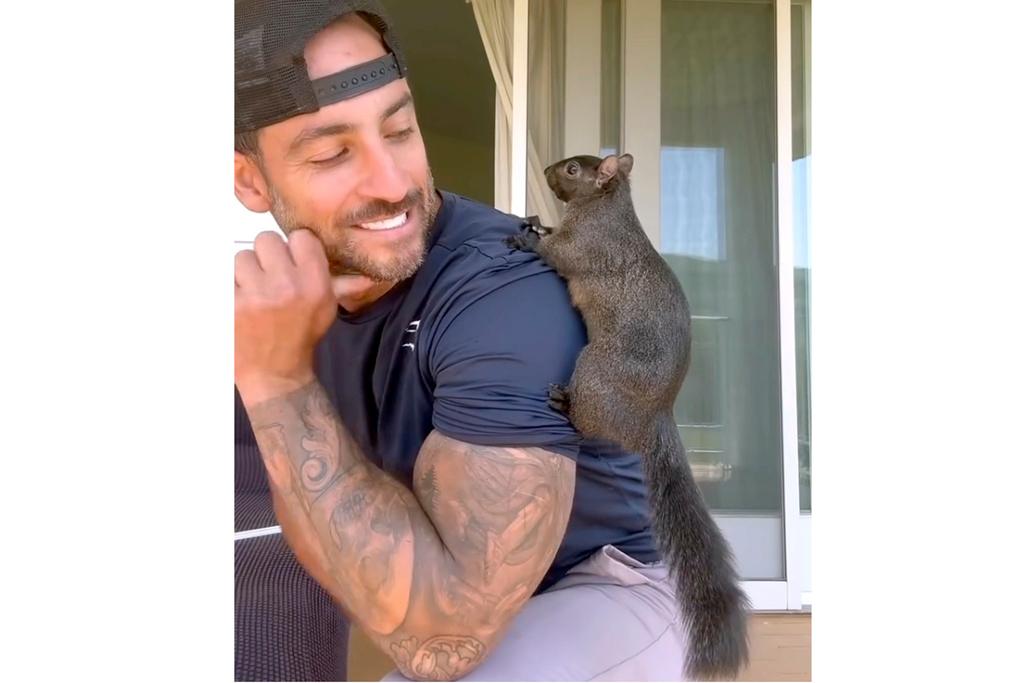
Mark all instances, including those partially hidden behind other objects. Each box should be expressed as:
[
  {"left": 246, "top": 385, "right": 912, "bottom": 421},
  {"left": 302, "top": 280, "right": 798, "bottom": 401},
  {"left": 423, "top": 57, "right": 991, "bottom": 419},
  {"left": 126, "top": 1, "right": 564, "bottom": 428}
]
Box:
[
  {"left": 505, "top": 228, "right": 541, "bottom": 252},
  {"left": 504, "top": 231, "right": 539, "bottom": 252},
  {"left": 524, "top": 215, "right": 554, "bottom": 235},
  {"left": 548, "top": 383, "right": 571, "bottom": 414}
]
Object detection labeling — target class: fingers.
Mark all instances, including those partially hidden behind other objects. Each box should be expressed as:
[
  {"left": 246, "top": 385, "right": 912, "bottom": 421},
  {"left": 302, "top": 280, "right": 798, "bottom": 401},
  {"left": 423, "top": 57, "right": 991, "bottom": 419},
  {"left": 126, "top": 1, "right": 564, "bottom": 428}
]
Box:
[
  {"left": 234, "top": 249, "right": 262, "bottom": 288},
  {"left": 287, "top": 229, "right": 328, "bottom": 265},
  {"left": 287, "top": 229, "right": 331, "bottom": 280},
  {"left": 235, "top": 229, "right": 330, "bottom": 291},
  {"left": 253, "top": 231, "right": 295, "bottom": 272}
]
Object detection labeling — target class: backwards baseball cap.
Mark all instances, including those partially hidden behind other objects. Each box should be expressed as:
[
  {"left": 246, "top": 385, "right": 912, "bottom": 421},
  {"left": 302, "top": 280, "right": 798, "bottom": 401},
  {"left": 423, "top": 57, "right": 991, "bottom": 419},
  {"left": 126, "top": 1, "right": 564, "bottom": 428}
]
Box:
[{"left": 235, "top": 0, "right": 408, "bottom": 134}]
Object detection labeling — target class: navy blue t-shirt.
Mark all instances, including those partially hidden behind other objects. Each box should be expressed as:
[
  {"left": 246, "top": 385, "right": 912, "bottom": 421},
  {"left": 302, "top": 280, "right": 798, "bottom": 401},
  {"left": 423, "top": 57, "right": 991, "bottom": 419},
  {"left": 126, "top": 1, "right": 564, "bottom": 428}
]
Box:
[{"left": 235, "top": 191, "right": 660, "bottom": 592}]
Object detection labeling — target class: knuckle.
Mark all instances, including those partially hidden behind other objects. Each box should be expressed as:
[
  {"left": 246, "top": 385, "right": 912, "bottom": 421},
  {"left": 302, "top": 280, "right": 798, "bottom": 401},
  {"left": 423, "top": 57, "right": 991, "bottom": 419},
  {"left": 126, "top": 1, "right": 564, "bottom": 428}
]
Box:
[
  {"left": 254, "top": 230, "right": 284, "bottom": 247},
  {"left": 291, "top": 229, "right": 325, "bottom": 254},
  {"left": 234, "top": 293, "right": 256, "bottom": 315},
  {"left": 275, "top": 280, "right": 300, "bottom": 300},
  {"left": 253, "top": 231, "right": 286, "bottom": 257}
]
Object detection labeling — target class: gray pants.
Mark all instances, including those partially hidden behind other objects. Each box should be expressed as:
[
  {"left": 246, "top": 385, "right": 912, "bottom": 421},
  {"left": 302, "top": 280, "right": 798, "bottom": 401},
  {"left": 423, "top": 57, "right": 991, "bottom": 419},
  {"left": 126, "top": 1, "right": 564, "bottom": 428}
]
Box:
[{"left": 382, "top": 545, "right": 687, "bottom": 681}]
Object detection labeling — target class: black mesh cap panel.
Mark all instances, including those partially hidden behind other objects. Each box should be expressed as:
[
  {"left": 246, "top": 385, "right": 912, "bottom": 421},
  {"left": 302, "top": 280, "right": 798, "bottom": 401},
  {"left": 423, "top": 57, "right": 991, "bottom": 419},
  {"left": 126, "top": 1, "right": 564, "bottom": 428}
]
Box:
[{"left": 235, "top": 0, "right": 408, "bottom": 134}]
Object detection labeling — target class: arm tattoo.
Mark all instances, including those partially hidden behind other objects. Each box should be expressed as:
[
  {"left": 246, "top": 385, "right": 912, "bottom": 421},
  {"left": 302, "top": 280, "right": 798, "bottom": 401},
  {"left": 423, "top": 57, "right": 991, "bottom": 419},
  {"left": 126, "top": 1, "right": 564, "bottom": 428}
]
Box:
[
  {"left": 408, "top": 434, "right": 575, "bottom": 630},
  {"left": 391, "top": 635, "right": 487, "bottom": 681},
  {"left": 248, "top": 382, "right": 414, "bottom": 634},
  {"left": 289, "top": 386, "right": 357, "bottom": 499},
  {"left": 244, "top": 382, "right": 576, "bottom": 680}
]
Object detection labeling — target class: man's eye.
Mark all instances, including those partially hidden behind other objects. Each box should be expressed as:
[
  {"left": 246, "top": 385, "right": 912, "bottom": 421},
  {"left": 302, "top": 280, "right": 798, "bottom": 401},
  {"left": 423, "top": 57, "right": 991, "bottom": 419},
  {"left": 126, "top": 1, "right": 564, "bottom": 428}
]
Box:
[
  {"left": 387, "top": 128, "right": 414, "bottom": 141},
  {"left": 311, "top": 149, "right": 349, "bottom": 165}
]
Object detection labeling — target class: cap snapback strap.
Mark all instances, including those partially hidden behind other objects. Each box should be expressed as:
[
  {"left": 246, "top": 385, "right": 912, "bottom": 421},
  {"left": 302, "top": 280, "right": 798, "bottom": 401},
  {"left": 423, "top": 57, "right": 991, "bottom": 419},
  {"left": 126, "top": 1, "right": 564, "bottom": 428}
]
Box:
[{"left": 310, "top": 52, "right": 403, "bottom": 107}]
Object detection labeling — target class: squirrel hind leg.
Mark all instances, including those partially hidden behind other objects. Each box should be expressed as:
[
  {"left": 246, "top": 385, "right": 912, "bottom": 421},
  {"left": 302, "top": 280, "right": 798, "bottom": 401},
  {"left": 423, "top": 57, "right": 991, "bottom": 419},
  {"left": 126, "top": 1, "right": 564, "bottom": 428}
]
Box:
[
  {"left": 547, "top": 383, "right": 570, "bottom": 413},
  {"left": 562, "top": 382, "right": 649, "bottom": 451}
]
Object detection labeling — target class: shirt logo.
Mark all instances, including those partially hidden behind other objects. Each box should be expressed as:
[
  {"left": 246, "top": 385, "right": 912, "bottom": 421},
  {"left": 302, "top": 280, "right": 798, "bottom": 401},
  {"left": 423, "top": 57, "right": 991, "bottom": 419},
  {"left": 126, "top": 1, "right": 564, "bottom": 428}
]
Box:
[{"left": 402, "top": 320, "right": 420, "bottom": 351}]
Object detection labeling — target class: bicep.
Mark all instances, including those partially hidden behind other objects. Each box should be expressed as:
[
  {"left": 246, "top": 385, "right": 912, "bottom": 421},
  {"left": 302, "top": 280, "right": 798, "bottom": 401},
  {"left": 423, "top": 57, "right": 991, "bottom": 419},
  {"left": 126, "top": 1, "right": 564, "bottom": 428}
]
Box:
[
  {"left": 412, "top": 430, "right": 575, "bottom": 622},
  {"left": 430, "top": 269, "right": 586, "bottom": 457}
]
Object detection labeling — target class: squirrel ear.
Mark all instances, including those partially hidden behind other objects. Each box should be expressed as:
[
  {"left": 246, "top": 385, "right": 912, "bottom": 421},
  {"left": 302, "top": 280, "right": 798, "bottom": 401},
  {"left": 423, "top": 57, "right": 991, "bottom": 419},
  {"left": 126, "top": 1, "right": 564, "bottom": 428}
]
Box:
[
  {"left": 597, "top": 154, "right": 619, "bottom": 187},
  {"left": 617, "top": 153, "right": 634, "bottom": 177}
]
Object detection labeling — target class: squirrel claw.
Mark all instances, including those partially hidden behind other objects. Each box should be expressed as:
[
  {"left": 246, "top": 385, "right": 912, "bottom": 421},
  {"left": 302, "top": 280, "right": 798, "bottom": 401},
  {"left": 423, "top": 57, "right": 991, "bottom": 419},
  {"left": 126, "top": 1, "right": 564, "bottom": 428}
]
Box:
[
  {"left": 548, "top": 383, "right": 571, "bottom": 414},
  {"left": 505, "top": 229, "right": 540, "bottom": 252},
  {"left": 525, "top": 216, "right": 553, "bottom": 236}
]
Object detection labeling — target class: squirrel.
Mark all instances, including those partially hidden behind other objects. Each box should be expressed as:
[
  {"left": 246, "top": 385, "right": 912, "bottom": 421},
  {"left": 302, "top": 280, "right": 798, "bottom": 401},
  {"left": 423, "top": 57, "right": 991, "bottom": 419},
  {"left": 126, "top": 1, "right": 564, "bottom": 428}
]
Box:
[{"left": 506, "top": 153, "right": 750, "bottom": 681}]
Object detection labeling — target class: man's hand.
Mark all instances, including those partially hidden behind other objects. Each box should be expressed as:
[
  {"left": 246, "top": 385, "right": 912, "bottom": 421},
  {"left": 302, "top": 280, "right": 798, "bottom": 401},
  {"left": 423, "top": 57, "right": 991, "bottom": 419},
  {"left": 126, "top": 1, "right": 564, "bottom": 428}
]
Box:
[{"left": 234, "top": 230, "right": 338, "bottom": 404}]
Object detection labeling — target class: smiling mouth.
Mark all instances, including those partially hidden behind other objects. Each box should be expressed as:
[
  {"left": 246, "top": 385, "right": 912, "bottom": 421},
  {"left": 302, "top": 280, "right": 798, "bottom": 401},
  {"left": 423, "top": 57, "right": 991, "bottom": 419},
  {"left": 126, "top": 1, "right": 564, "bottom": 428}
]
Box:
[{"left": 355, "top": 211, "right": 410, "bottom": 231}]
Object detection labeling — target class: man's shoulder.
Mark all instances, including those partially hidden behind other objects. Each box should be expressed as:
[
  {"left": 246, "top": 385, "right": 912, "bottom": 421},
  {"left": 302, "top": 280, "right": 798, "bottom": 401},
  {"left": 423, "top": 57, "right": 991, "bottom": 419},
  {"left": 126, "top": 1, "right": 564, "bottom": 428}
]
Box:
[
  {"left": 425, "top": 195, "right": 569, "bottom": 308},
  {"left": 431, "top": 191, "right": 532, "bottom": 262},
  {"left": 410, "top": 192, "right": 581, "bottom": 347}
]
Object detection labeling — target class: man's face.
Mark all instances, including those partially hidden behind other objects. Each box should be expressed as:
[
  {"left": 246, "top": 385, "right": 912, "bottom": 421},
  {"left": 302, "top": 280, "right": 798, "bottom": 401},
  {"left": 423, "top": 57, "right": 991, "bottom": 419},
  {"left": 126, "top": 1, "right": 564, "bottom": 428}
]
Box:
[{"left": 248, "top": 15, "right": 437, "bottom": 283}]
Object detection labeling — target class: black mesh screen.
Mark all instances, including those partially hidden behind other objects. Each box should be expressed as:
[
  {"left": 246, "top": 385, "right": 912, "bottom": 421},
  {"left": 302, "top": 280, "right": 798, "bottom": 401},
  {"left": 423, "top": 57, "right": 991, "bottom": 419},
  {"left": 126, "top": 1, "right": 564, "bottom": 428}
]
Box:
[{"left": 235, "top": 532, "right": 350, "bottom": 681}]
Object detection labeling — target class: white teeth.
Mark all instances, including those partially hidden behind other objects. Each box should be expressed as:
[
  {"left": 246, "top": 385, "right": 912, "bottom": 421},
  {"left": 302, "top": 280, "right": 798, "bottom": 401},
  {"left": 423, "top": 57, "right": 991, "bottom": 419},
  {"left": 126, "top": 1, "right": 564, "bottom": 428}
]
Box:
[{"left": 358, "top": 212, "right": 408, "bottom": 231}]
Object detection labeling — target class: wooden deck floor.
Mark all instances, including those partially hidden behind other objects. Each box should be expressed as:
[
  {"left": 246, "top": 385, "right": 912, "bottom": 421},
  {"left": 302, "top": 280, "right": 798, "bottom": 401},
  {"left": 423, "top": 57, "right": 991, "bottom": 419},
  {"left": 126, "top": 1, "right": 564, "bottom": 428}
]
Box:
[
  {"left": 347, "top": 612, "right": 811, "bottom": 681},
  {"left": 737, "top": 613, "right": 811, "bottom": 681}
]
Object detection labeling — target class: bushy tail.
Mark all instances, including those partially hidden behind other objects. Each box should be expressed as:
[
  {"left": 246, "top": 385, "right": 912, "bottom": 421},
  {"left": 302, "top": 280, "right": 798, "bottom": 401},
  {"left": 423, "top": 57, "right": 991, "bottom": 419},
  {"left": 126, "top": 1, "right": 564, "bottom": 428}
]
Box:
[{"left": 644, "top": 414, "right": 750, "bottom": 681}]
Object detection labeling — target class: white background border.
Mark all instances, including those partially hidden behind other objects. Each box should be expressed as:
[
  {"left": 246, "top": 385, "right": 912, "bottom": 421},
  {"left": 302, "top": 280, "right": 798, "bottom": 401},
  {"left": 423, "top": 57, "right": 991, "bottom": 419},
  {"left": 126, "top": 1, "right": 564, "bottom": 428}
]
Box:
[{"left": 3, "top": 1, "right": 1022, "bottom": 680}]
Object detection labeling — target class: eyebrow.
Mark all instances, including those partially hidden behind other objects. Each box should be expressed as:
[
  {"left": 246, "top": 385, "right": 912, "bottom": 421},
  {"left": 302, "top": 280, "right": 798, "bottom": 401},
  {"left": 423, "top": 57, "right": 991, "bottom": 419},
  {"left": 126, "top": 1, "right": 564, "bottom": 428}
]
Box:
[{"left": 287, "top": 92, "right": 414, "bottom": 156}]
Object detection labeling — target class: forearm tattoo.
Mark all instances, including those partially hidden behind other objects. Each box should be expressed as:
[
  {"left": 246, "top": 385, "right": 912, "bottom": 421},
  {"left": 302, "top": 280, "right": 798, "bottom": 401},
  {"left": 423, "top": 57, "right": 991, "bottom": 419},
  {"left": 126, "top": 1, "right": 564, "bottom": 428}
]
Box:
[{"left": 246, "top": 382, "right": 576, "bottom": 680}]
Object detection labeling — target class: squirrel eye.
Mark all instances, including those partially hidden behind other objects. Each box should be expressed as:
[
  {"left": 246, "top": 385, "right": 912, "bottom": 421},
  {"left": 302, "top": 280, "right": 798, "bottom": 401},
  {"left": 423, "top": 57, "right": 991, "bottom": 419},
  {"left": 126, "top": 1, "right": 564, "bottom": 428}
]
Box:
[{"left": 566, "top": 162, "right": 579, "bottom": 176}]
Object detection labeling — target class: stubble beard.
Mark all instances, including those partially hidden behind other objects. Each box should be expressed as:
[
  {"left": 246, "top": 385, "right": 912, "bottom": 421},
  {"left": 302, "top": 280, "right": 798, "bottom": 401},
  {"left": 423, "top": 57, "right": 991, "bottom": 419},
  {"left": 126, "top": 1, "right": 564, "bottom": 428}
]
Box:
[{"left": 268, "top": 170, "right": 438, "bottom": 283}]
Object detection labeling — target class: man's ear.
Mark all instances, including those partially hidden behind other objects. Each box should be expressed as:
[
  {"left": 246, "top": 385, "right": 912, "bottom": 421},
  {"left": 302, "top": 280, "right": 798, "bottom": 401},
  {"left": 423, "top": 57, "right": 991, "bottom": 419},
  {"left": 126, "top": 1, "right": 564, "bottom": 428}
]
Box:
[
  {"left": 234, "top": 151, "right": 272, "bottom": 213},
  {"left": 596, "top": 154, "right": 620, "bottom": 187},
  {"left": 617, "top": 153, "right": 634, "bottom": 178}
]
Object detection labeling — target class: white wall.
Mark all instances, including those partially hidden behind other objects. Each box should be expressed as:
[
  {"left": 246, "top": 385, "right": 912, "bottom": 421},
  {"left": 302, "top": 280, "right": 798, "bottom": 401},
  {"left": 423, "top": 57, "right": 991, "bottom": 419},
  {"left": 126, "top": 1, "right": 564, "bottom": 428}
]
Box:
[{"left": 232, "top": 198, "right": 281, "bottom": 245}]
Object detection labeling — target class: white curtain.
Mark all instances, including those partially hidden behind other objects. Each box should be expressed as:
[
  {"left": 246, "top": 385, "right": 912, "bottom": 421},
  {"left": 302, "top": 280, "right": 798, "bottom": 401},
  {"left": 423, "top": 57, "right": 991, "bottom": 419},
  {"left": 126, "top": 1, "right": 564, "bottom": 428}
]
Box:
[
  {"left": 467, "top": 0, "right": 564, "bottom": 225},
  {"left": 526, "top": 0, "right": 565, "bottom": 225}
]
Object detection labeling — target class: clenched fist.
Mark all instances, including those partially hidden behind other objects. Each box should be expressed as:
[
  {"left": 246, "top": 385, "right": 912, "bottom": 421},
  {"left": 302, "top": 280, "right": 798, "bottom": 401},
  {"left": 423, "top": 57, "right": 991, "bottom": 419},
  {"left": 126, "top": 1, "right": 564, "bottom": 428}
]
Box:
[{"left": 234, "top": 230, "right": 338, "bottom": 405}]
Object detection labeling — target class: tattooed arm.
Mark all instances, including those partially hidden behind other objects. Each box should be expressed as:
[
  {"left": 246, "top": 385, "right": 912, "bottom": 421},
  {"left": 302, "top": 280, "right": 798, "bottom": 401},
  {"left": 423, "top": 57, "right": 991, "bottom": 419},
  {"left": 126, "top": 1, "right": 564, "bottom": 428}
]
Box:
[{"left": 246, "top": 380, "right": 576, "bottom": 681}]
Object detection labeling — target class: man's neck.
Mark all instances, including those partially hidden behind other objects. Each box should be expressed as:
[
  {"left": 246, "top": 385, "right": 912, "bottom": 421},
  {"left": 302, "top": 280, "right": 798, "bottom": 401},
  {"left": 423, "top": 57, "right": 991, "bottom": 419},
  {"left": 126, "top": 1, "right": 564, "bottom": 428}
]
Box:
[{"left": 333, "top": 275, "right": 398, "bottom": 314}]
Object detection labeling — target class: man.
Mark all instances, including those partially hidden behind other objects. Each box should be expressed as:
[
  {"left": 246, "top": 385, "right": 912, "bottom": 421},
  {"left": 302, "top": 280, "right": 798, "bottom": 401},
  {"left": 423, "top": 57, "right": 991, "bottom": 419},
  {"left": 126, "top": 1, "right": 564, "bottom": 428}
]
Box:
[{"left": 234, "top": 1, "right": 687, "bottom": 680}]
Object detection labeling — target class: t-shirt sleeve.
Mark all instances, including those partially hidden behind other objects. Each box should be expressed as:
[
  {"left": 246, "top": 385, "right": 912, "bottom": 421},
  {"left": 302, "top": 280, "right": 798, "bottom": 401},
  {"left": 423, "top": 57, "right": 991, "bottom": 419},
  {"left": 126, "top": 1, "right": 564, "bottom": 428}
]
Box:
[{"left": 428, "top": 267, "right": 585, "bottom": 460}]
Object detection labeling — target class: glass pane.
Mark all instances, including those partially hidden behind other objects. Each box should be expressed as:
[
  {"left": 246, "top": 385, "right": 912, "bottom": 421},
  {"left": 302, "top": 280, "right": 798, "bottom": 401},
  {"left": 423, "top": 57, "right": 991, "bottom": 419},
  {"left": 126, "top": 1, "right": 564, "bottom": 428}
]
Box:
[
  {"left": 792, "top": 2, "right": 812, "bottom": 512},
  {"left": 529, "top": 0, "right": 788, "bottom": 582},
  {"left": 600, "top": 0, "right": 622, "bottom": 156},
  {"left": 661, "top": 0, "right": 783, "bottom": 579}
]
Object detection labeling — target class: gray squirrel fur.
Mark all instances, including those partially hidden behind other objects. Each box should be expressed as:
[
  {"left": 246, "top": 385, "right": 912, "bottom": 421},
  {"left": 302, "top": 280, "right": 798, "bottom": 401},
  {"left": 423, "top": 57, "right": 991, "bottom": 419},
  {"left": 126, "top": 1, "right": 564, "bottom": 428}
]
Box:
[{"left": 506, "top": 153, "right": 750, "bottom": 681}]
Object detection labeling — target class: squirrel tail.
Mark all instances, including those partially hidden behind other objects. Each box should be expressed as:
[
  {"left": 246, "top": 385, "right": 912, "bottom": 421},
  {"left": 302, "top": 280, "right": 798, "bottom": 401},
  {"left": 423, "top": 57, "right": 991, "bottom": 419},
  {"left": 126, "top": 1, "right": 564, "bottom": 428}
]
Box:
[{"left": 645, "top": 413, "right": 751, "bottom": 681}]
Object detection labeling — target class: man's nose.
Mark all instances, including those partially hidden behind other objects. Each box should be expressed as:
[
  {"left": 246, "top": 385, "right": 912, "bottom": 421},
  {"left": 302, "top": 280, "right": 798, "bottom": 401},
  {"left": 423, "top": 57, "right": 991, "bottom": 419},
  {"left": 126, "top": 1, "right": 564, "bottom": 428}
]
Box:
[{"left": 357, "top": 139, "right": 407, "bottom": 205}]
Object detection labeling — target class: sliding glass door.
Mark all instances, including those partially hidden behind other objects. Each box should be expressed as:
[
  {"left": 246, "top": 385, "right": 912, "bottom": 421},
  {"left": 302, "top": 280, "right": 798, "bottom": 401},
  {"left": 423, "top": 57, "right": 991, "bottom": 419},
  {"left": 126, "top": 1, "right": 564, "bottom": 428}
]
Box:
[{"left": 522, "top": 0, "right": 811, "bottom": 609}]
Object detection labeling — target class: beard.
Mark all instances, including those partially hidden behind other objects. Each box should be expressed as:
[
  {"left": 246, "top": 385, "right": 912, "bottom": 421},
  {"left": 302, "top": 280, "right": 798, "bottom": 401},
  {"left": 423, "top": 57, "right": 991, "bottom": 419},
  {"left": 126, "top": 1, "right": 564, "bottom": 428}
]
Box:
[{"left": 267, "top": 170, "right": 438, "bottom": 283}]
